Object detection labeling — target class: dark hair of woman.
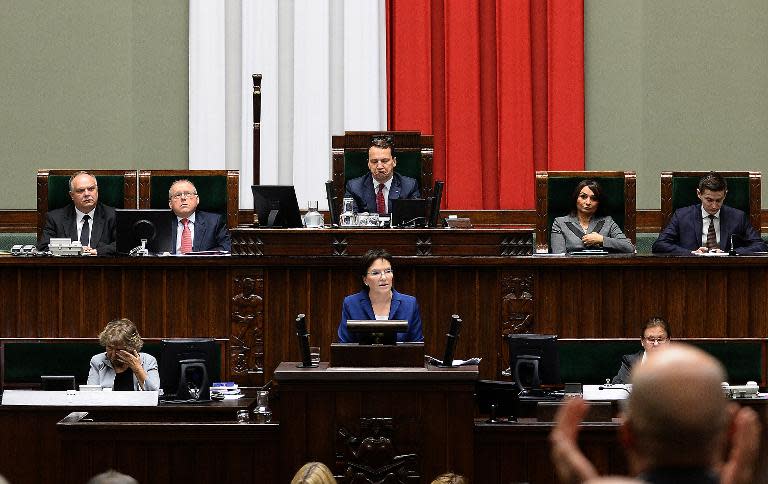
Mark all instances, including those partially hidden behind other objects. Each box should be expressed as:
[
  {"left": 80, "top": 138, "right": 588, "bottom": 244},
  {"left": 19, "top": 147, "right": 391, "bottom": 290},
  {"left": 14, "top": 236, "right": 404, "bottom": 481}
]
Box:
[
  {"left": 359, "top": 248, "right": 393, "bottom": 291},
  {"left": 569, "top": 179, "right": 606, "bottom": 217}
]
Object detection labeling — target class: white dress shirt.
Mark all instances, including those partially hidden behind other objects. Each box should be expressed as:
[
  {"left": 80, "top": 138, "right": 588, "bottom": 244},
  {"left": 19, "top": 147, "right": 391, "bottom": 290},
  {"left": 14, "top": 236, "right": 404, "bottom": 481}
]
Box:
[{"left": 75, "top": 207, "right": 95, "bottom": 245}]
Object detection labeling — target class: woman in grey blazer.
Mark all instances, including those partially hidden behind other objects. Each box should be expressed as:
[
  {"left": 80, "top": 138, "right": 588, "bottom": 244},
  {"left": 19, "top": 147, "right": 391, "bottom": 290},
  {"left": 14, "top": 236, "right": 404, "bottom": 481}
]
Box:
[
  {"left": 87, "top": 318, "right": 159, "bottom": 391},
  {"left": 550, "top": 179, "right": 635, "bottom": 254}
]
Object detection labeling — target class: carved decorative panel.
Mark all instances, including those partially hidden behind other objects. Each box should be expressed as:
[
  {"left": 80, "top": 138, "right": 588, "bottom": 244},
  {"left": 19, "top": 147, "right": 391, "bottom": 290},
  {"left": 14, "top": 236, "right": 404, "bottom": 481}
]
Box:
[
  {"left": 336, "top": 418, "right": 419, "bottom": 484},
  {"left": 230, "top": 271, "right": 265, "bottom": 384},
  {"left": 499, "top": 270, "right": 535, "bottom": 377}
]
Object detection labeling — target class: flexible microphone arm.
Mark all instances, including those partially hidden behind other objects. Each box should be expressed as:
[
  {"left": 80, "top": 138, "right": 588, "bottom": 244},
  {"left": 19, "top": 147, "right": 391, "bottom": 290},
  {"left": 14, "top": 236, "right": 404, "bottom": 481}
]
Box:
[
  {"left": 295, "top": 314, "right": 314, "bottom": 368},
  {"left": 598, "top": 385, "right": 631, "bottom": 395},
  {"left": 441, "top": 314, "right": 462, "bottom": 366}
]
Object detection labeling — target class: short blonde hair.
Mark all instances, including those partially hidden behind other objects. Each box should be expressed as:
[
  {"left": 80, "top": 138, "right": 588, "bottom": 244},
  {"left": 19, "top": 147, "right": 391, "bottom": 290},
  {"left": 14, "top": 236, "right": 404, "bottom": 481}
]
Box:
[
  {"left": 431, "top": 473, "right": 467, "bottom": 484},
  {"left": 291, "top": 462, "right": 337, "bottom": 484},
  {"left": 98, "top": 318, "right": 143, "bottom": 352}
]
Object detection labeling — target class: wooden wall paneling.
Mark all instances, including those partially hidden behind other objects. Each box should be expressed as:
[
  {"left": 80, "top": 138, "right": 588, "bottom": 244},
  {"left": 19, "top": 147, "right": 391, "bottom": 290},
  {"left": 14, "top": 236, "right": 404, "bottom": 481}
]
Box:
[
  {"left": 660, "top": 268, "right": 687, "bottom": 337},
  {"left": 749, "top": 269, "right": 768, "bottom": 337},
  {"left": 230, "top": 269, "right": 265, "bottom": 387},
  {"left": 725, "top": 269, "right": 750, "bottom": 337},
  {"left": 682, "top": 269, "right": 709, "bottom": 337},
  {"left": 0, "top": 268, "right": 19, "bottom": 336}
]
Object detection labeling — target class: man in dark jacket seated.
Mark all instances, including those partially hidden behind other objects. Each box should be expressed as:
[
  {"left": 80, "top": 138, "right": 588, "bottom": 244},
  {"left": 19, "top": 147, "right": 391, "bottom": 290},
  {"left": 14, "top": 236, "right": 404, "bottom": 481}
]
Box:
[
  {"left": 652, "top": 171, "right": 767, "bottom": 255},
  {"left": 612, "top": 316, "right": 670, "bottom": 384},
  {"left": 344, "top": 135, "right": 420, "bottom": 215},
  {"left": 37, "top": 171, "right": 116, "bottom": 256},
  {"left": 168, "top": 179, "right": 231, "bottom": 254}
]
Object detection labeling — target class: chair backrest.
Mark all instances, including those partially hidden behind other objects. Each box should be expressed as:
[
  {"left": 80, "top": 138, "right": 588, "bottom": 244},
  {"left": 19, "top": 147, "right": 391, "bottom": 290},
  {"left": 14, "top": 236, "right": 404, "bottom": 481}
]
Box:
[
  {"left": 535, "top": 171, "right": 636, "bottom": 253},
  {"left": 331, "top": 131, "right": 434, "bottom": 218},
  {"left": 138, "top": 170, "right": 240, "bottom": 228},
  {"left": 36, "top": 169, "right": 138, "bottom": 238},
  {"left": 660, "top": 171, "right": 761, "bottom": 232}
]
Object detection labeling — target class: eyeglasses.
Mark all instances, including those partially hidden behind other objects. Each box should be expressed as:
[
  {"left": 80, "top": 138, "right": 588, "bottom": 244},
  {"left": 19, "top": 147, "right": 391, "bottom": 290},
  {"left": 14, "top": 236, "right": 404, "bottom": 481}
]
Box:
[
  {"left": 171, "top": 191, "right": 198, "bottom": 200},
  {"left": 367, "top": 268, "right": 393, "bottom": 277},
  {"left": 643, "top": 336, "right": 669, "bottom": 345}
]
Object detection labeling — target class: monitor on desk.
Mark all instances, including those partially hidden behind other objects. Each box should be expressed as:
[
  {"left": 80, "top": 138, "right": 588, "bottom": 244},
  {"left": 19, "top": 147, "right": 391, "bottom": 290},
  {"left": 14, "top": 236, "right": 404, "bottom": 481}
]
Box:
[
  {"left": 391, "top": 198, "right": 428, "bottom": 228},
  {"left": 347, "top": 320, "right": 409, "bottom": 345},
  {"left": 507, "top": 333, "right": 560, "bottom": 395},
  {"left": 41, "top": 375, "right": 77, "bottom": 391},
  {"left": 116, "top": 209, "right": 173, "bottom": 255},
  {"left": 159, "top": 338, "right": 218, "bottom": 402},
  {"left": 251, "top": 185, "right": 303, "bottom": 228}
]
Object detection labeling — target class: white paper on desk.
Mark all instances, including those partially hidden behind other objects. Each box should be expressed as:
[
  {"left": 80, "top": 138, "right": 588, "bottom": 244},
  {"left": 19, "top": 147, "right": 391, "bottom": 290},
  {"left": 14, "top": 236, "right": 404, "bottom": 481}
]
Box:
[
  {"left": 425, "top": 355, "right": 481, "bottom": 366},
  {"left": 583, "top": 384, "right": 631, "bottom": 401},
  {"left": 1, "top": 390, "right": 159, "bottom": 406},
  {"left": 695, "top": 251, "right": 729, "bottom": 256}
]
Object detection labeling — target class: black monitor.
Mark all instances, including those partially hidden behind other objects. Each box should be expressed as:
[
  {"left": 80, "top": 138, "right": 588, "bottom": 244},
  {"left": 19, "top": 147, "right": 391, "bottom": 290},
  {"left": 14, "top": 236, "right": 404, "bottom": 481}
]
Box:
[
  {"left": 159, "top": 338, "right": 219, "bottom": 402},
  {"left": 347, "top": 320, "right": 409, "bottom": 345},
  {"left": 506, "top": 333, "right": 560, "bottom": 394},
  {"left": 251, "top": 185, "right": 303, "bottom": 228},
  {"left": 116, "top": 209, "right": 174, "bottom": 255},
  {"left": 428, "top": 180, "right": 444, "bottom": 228},
  {"left": 41, "top": 375, "right": 77, "bottom": 391},
  {"left": 391, "top": 198, "right": 428, "bottom": 228},
  {"left": 476, "top": 379, "right": 519, "bottom": 421}
]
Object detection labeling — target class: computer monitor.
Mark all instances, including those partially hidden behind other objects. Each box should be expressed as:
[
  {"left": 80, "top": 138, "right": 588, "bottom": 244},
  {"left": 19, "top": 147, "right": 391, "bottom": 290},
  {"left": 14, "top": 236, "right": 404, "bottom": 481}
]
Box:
[
  {"left": 159, "top": 338, "right": 219, "bottom": 401},
  {"left": 506, "top": 333, "right": 560, "bottom": 392},
  {"left": 116, "top": 209, "right": 174, "bottom": 255},
  {"left": 251, "top": 185, "right": 303, "bottom": 228},
  {"left": 391, "top": 198, "right": 428, "bottom": 228},
  {"left": 476, "top": 379, "right": 519, "bottom": 421},
  {"left": 41, "top": 375, "right": 77, "bottom": 391},
  {"left": 428, "top": 180, "right": 444, "bottom": 228},
  {"left": 347, "top": 320, "right": 409, "bottom": 345},
  {"left": 325, "top": 180, "right": 338, "bottom": 226}
]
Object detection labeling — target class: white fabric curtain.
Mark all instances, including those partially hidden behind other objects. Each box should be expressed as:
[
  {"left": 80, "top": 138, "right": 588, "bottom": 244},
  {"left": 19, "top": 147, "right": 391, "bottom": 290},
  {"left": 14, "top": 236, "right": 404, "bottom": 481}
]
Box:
[{"left": 189, "top": 0, "right": 388, "bottom": 210}]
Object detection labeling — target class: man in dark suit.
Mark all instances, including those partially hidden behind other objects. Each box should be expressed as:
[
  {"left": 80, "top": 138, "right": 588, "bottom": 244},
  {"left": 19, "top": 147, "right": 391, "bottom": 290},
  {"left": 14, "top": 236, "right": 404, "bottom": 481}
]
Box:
[
  {"left": 652, "top": 171, "right": 767, "bottom": 255},
  {"left": 37, "top": 171, "right": 116, "bottom": 255},
  {"left": 168, "top": 179, "right": 231, "bottom": 254},
  {"left": 344, "top": 135, "right": 421, "bottom": 214},
  {"left": 612, "top": 316, "right": 670, "bottom": 384}
]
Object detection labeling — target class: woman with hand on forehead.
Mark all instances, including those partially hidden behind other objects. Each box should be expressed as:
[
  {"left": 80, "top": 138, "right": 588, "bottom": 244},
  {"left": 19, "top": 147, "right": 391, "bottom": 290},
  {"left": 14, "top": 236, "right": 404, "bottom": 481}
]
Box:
[
  {"left": 87, "top": 318, "right": 159, "bottom": 391},
  {"left": 549, "top": 179, "right": 635, "bottom": 254},
  {"left": 337, "top": 248, "right": 423, "bottom": 343}
]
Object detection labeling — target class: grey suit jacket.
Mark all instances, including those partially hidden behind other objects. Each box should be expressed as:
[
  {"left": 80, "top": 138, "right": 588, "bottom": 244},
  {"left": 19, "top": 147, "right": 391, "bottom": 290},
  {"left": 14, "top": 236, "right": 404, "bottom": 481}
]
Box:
[
  {"left": 550, "top": 214, "right": 635, "bottom": 254},
  {"left": 87, "top": 352, "right": 160, "bottom": 391},
  {"left": 611, "top": 350, "right": 643, "bottom": 384}
]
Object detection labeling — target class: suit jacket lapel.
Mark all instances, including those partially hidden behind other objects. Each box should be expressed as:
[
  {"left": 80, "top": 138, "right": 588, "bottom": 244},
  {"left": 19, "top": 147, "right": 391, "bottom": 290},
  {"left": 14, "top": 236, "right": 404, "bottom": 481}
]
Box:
[
  {"left": 694, "top": 205, "right": 704, "bottom": 248},
  {"left": 64, "top": 205, "right": 77, "bottom": 240},
  {"left": 389, "top": 174, "right": 402, "bottom": 203},
  {"left": 388, "top": 291, "right": 402, "bottom": 318},
  {"left": 358, "top": 294, "right": 376, "bottom": 320},
  {"left": 192, "top": 212, "right": 207, "bottom": 252},
  {"left": 89, "top": 205, "right": 104, "bottom": 246},
  {"left": 363, "top": 174, "right": 377, "bottom": 213},
  {"left": 169, "top": 213, "right": 178, "bottom": 254}
]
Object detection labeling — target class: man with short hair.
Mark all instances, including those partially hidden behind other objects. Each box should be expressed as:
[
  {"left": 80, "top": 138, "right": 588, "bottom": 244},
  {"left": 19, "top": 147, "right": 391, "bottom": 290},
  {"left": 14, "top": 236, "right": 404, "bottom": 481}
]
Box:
[
  {"left": 37, "top": 171, "right": 116, "bottom": 255},
  {"left": 344, "top": 135, "right": 421, "bottom": 214},
  {"left": 168, "top": 179, "right": 231, "bottom": 254},
  {"left": 550, "top": 344, "right": 760, "bottom": 484},
  {"left": 652, "top": 171, "right": 767, "bottom": 254}
]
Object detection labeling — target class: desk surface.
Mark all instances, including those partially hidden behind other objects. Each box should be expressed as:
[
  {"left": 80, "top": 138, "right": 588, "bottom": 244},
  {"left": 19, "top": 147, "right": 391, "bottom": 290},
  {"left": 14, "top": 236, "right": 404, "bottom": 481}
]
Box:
[{"left": 274, "top": 361, "right": 479, "bottom": 382}]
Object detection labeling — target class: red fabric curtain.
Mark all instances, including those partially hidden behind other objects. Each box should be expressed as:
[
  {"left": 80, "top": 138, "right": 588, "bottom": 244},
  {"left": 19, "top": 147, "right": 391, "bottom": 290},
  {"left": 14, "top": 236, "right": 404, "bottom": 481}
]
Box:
[{"left": 386, "top": 0, "right": 585, "bottom": 209}]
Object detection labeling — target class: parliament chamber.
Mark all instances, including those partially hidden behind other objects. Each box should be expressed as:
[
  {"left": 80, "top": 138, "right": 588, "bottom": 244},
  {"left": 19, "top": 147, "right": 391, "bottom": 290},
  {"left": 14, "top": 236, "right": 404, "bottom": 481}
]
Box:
[{"left": 2, "top": 224, "right": 768, "bottom": 482}]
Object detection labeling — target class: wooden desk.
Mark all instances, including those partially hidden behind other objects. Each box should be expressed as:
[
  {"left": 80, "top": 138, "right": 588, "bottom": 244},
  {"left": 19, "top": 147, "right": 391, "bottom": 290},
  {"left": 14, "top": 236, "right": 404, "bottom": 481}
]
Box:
[
  {"left": 0, "top": 391, "right": 261, "bottom": 483},
  {"left": 57, "top": 411, "right": 279, "bottom": 484},
  {"left": 274, "top": 362, "right": 478, "bottom": 482},
  {"left": 2, "top": 231, "right": 768, "bottom": 384}
]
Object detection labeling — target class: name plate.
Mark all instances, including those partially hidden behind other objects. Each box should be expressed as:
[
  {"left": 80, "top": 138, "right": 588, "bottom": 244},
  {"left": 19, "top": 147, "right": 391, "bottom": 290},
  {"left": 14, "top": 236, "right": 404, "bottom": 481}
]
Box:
[{"left": 1, "top": 390, "right": 159, "bottom": 406}]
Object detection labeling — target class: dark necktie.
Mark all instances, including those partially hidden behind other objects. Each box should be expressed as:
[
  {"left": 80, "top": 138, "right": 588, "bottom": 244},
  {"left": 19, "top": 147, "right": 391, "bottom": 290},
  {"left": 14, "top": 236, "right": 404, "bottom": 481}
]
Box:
[
  {"left": 376, "top": 183, "right": 386, "bottom": 214},
  {"left": 706, "top": 214, "right": 718, "bottom": 250},
  {"left": 80, "top": 214, "right": 90, "bottom": 247}
]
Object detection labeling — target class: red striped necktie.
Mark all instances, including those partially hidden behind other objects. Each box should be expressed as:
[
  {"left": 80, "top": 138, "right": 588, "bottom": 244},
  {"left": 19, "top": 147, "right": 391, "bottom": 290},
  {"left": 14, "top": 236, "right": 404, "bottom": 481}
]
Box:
[
  {"left": 376, "top": 183, "right": 386, "bottom": 214},
  {"left": 181, "top": 218, "right": 193, "bottom": 254}
]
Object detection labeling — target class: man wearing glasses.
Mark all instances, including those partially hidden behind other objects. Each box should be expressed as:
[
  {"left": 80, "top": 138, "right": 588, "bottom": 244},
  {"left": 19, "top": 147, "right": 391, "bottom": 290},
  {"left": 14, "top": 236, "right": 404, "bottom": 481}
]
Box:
[
  {"left": 344, "top": 135, "right": 421, "bottom": 215},
  {"left": 168, "top": 179, "right": 231, "bottom": 254},
  {"left": 37, "top": 171, "right": 117, "bottom": 256},
  {"left": 611, "top": 316, "right": 670, "bottom": 384}
]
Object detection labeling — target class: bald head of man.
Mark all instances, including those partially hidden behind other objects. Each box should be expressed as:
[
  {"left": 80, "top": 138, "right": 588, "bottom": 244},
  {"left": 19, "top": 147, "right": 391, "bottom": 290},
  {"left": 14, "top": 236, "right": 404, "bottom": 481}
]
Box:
[{"left": 620, "top": 343, "right": 729, "bottom": 474}]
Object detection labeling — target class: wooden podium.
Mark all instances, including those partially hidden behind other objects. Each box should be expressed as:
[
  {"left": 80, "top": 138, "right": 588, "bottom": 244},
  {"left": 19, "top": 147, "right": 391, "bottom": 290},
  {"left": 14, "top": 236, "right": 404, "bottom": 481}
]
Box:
[{"left": 274, "top": 362, "right": 478, "bottom": 483}]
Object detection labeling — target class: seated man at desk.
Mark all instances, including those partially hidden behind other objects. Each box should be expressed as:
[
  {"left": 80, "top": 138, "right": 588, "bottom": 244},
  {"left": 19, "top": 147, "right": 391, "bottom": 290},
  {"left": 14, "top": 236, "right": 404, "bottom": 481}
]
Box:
[
  {"left": 652, "top": 171, "right": 767, "bottom": 255},
  {"left": 168, "top": 179, "right": 231, "bottom": 253},
  {"left": 611, "top": 316, "right": 670, "bottom": 384},
  {"left": 37, "top": 171, "right": 116, "bottom": 255},
  {"left": 344, "top": 135, "right": 421, "bottom": 215}
]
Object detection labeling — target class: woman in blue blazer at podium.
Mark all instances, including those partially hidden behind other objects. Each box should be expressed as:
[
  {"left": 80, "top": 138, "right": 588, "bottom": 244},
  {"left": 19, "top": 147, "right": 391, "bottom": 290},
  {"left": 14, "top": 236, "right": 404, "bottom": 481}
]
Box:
[{"left": 337, "top": 248, "right": 423, "bottom": 343}]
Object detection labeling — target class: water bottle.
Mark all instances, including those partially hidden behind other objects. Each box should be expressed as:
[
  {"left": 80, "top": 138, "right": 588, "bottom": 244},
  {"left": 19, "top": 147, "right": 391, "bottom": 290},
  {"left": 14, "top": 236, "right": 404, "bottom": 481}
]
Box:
[{"left": 253, "top": 390, "right": 272, "bottom": 423}]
